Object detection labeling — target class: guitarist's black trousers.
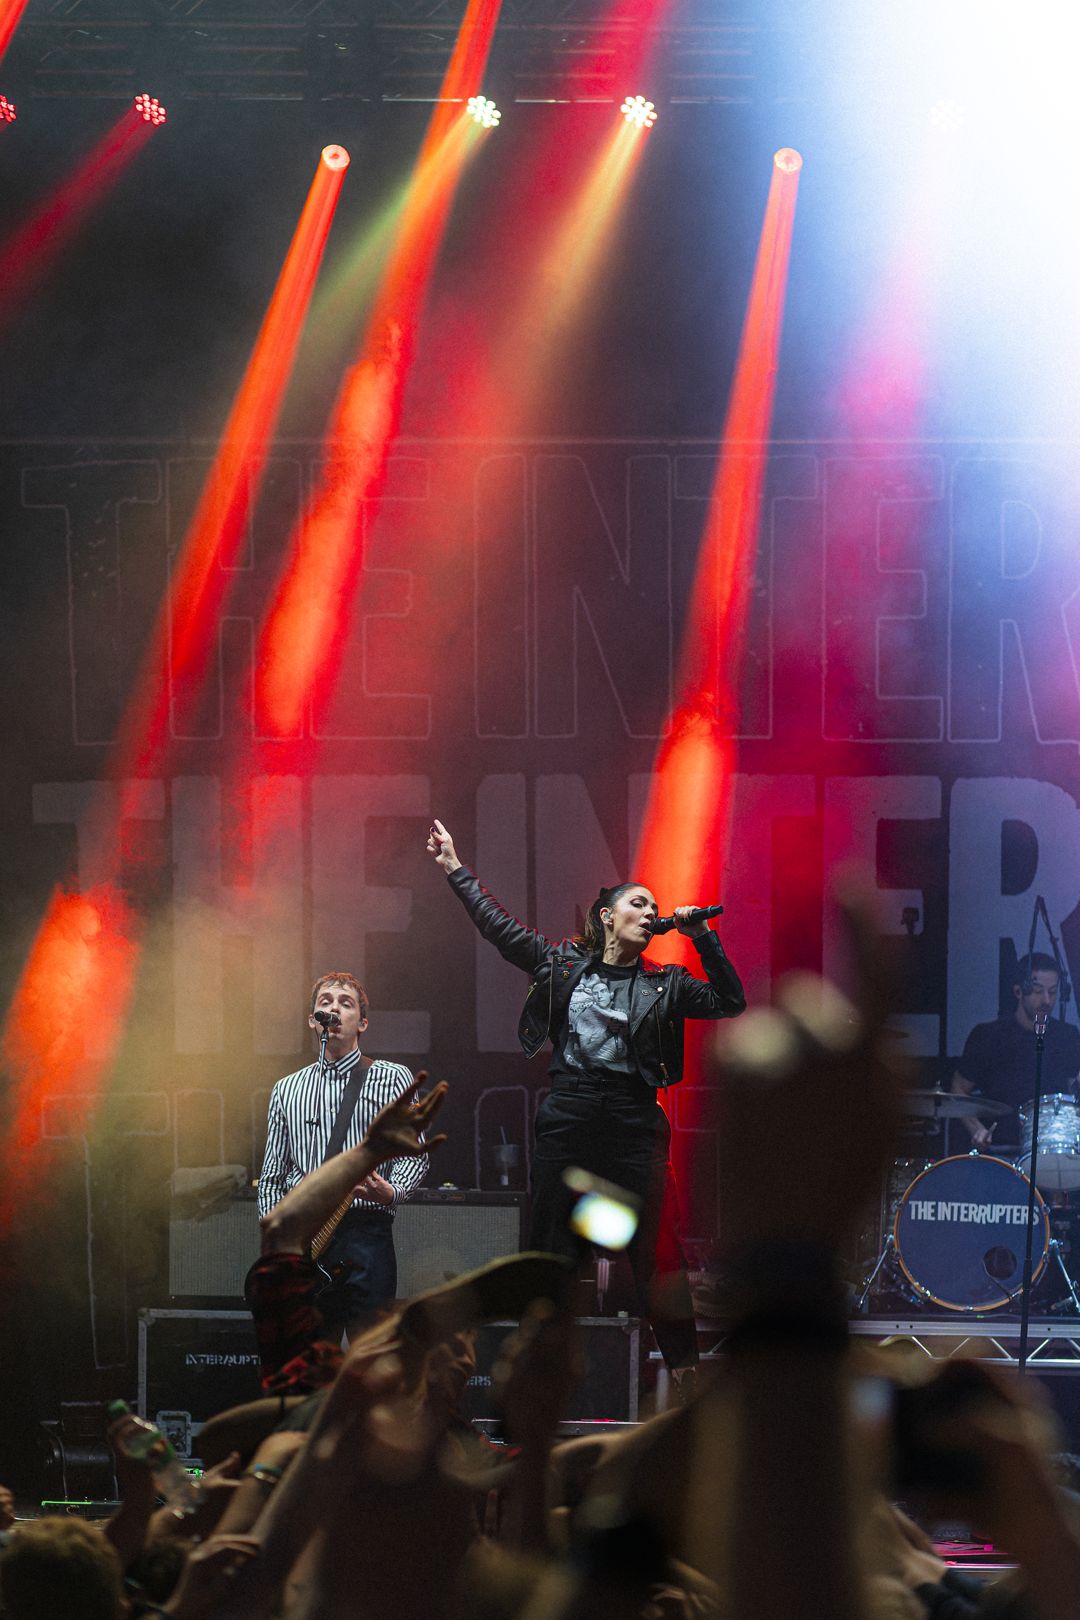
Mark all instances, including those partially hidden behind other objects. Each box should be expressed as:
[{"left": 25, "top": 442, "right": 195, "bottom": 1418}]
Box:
[{"left": 317, "top": 1206, "right": 397, "bottom": 1341}]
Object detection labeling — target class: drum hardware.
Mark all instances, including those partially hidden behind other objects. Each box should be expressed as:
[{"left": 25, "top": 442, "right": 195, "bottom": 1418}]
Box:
[
  {"left": 852, "top": 1157, "right": 933, "bottom": 1314},
  {"left": 1045, "top": 1238, "right": 1080, "bottom": 1315},
  {"left": 854, "top": 1230, "right": 896, "bottom": 1314},
  {"left": 1017, "top": 895, "right": 1074, "bottom": 1366},
  {"left": 900, "top": 1089, "right": 1011, "bottom": 1121},
  {"left": 1019, "top": 1018, "right": 1048, "bottom": 1371}
]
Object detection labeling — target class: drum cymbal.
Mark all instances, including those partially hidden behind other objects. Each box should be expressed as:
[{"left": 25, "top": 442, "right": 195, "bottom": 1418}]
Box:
[{"left": 901, "top": 1088, "right": 1011, "bottom": 1119}]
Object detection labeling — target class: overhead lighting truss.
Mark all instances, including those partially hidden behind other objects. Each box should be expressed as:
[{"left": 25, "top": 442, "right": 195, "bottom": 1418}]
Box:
[{"left": 7, "top": 1, "right": 771, "bottom": 107}]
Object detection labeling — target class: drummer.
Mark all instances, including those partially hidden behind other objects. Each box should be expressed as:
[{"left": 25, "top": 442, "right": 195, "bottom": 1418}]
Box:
[{"left": 951, "top": 953, "right": 1080, "bottom": 1151}]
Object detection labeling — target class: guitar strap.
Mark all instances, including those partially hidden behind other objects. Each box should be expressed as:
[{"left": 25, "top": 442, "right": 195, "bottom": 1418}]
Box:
[{"left": 320, "top": 1054, "right": 375, "bottom": 1165}]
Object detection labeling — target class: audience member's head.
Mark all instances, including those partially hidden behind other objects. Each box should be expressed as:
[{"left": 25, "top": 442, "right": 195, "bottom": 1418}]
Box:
[
  {"left": 0, "top": 1516, "right": 124, "bottom": 1620},
  {"left": 424, "top": 1329, "right": 478, "bottom": 1428}
]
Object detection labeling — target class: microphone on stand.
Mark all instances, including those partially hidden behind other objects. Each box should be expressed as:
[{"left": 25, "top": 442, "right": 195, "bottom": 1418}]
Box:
[
  {"left": 312, "top": 1009, "right": 341, "bottom": 1029},
  {"left": 649, "top": 904, "right": 724, "bottom": 936}
]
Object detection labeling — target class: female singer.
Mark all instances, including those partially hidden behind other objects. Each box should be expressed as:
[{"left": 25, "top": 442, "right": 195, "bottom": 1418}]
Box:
[{"left": 426, "top": 819, "right": 745, "bottom": 1383}]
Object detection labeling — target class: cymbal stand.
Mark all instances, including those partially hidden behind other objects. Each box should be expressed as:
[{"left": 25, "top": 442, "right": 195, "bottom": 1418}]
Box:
[
  {"left": 854, "top": 1231, "right": 895, "bottom": 1314},
  {"left": 1047, "top": 1237, "right": 1080, "bottom": 1315}
]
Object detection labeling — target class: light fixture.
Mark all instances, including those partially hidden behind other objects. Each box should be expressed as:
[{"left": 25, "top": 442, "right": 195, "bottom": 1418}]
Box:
[
  {"left": 466, "top": 95, "right": 501, "bottom": 128},
  {"left": 134, "top": 93, "right": 167, "bottom": 127},
  {"left": 621, "top": 95, "right": 657, "bottom": 130}
]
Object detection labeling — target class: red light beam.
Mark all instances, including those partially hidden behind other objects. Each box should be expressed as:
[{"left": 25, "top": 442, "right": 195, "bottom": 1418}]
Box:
[
  {"left": 637, "top": 154, "right": 802, "bottom": 901},
  {"left": 126, "top": 145, "right": 351, "bottom": 765},
  {"left": 0, "top": 0, "right": 30, "bottom": 64},
  {"left": 633, "top": 155, "right": 802, "bottom": 1181},
  {"left": 0, "top": 152, "right": 349, "bottom": 1222},
  {"left": 0, "top": 885, "right": 138, "bottom": 1235},
  {"left": 634, "top": 154, "right": 803, "bottom": 1205},
  {"left": 255, "top": 0, "right": 502, "bottom": 736},
  {"left": 0, "top": 107, "right": 155, "bottom": 328}
]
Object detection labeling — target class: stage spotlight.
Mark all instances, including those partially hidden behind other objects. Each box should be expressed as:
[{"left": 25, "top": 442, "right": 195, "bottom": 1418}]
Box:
[
  {"left": 133, "top": 93, "right": 166, "bottom": 127},
  {"left": 0, "top": 95, "right": 14, "bottom": 125},
  {"left": 773, "top": 147, "right": 803, "bottom": 173},
  {"left": 929, "top": 98, "right": 965, "bottom": 132},
  {"left": 466, "top": 95, "right": 501, "bottom": 128},
  {"left": 621, "top": 95, "right": 657, "bottom": 130},
  {"left": 321, "top": 144, "right": 350, "bottom": 171}
]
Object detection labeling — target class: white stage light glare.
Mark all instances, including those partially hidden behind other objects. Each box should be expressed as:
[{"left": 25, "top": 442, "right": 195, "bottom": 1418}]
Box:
[
  {"left": 467, "top": 95, "right": 501, "bottom": 128},
  {"left": 621, "top": 95, "right": 657, "bottom": 130}
]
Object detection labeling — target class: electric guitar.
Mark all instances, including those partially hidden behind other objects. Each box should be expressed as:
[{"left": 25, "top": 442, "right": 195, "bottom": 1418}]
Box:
[
  {"left": 310, "top": 1054, "right": 376, "bottom": 1290},
  {"left": 311, "top": 1192, "right": 357, "bottom": 1289}
]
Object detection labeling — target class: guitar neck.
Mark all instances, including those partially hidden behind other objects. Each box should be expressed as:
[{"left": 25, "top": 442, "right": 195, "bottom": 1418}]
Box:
[
  {"left": 310, "top": 1192, "right": 355, "bottom": 1260},
  {"left": 309, "top": 1054, "right": 378, "bottom": 1261}
]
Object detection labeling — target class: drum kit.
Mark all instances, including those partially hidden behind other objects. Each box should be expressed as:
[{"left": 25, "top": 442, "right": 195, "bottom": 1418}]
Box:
[{"left": 853, "top": 1087, "right": 1080, "bottom": 1316}]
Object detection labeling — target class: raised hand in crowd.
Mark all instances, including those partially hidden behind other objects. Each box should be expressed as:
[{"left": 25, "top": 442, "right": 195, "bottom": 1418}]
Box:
[
  {"left": 362, "top": 1072, "right": 449, "bottom": 1167},
  {"left": 713, "top": 867, "right": 905, "bottom": 1258},
  {"left": 104, "top": 1409, "right": 163, "bottom": 1570},
  {"left": 491, "top": 1300, "right": 584, "bottom": 1556},
  {"left": 157, "top": 1532, "right": 260, "bottom": 1620},
  {"left": 703, "top": 871, "right": 907, "bottom": 1620},
  {"left": 212, "top": 1428, "right": 306, "bottom": 1538},
  {"left": 902, "top": 1360, "right": 1080, "bottom": 1620}
]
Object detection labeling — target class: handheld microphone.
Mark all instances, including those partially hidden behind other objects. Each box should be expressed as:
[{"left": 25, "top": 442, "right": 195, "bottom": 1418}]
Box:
[
  {"left": 312, "top": 1009, "right": 341, "bottom": 1029},
  {"left": 649, "top": 904, "right": 724, "bottom": 936}
]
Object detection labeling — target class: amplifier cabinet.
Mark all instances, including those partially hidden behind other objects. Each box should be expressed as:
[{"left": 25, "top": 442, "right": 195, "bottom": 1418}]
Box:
[
  {"left": 169, "top": 1189, "right": 525, "bottom": 1302},
  {"left": 137, "top": 1309, "right": 261, "bottom": 1461},
  {"left": 465, "top": 1316, "right": 640, "bottom": 1423},
  {"left": 169, "top": 1198, "right": 259, "bottom": 1299},
  {"left": 394, "top": 1191, "right": 524, "bottom": 1298}
]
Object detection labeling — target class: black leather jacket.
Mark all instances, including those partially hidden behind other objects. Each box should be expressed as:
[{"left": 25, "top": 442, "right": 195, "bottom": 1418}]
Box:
[{"left": 448, "top": 866, "right": 746, "bottom": 1088}]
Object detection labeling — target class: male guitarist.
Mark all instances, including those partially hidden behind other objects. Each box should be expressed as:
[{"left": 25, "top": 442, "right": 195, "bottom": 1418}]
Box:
[{"left": 257, "top": 971, "right": 428, "bottom": 1341}]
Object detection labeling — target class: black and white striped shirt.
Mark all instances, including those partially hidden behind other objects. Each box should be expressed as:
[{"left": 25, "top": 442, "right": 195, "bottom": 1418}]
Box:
[{"left": 257, "top": 1046, "right": 428, "bottom": 1218}]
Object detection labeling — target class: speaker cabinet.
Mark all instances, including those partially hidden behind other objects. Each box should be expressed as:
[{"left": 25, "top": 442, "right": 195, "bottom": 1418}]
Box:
[
  {"left": 466, "top": 1317, "right": 640, "bottom": 1422},
  {"left": 169, "top": 1189, "right": 525, "bottom": 1301},
  {"left": 393, "top": 1192, "right": 525, "bottom": 1296},
  {"left": 169, "top": 1196, "right": 260, "bottom": 1299}
]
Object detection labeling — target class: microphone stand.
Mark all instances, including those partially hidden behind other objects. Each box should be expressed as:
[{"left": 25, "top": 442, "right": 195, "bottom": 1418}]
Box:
[
  {"left": 1036, "top": 895, "right": 1073, "bottom": 1023},
  {"left": 1017, "top": 1010, "right": 1048, "bottom": 1374}
]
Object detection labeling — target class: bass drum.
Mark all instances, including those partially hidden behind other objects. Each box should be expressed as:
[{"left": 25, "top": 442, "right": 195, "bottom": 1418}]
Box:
[{"left": 894, "top": 1155, "right": 1049, "bottom": 1313}]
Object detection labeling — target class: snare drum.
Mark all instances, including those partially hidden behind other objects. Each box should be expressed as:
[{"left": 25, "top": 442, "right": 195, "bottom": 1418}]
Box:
[
  {"left": 1017, "top": 1094, "right": 1080, "bottom": 1192},
  {"left": 894, "top": 1155, "right": 1048, "bottom": 1312}
]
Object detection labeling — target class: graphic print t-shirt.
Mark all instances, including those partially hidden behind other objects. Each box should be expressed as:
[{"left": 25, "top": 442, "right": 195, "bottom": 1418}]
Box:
[{"left": 551, "top": 962, "right": 638, "bottom": 1079}]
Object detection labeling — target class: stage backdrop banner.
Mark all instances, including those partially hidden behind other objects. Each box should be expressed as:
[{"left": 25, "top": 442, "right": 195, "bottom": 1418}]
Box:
[{"left": 2, "top": 434, "right": 1079, "bottom": 1379}]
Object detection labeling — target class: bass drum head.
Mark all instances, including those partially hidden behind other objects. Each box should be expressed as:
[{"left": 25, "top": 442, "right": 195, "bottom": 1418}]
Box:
[{"left": 894, "top": 1154, "right": 1049, "bottom": 1313}]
